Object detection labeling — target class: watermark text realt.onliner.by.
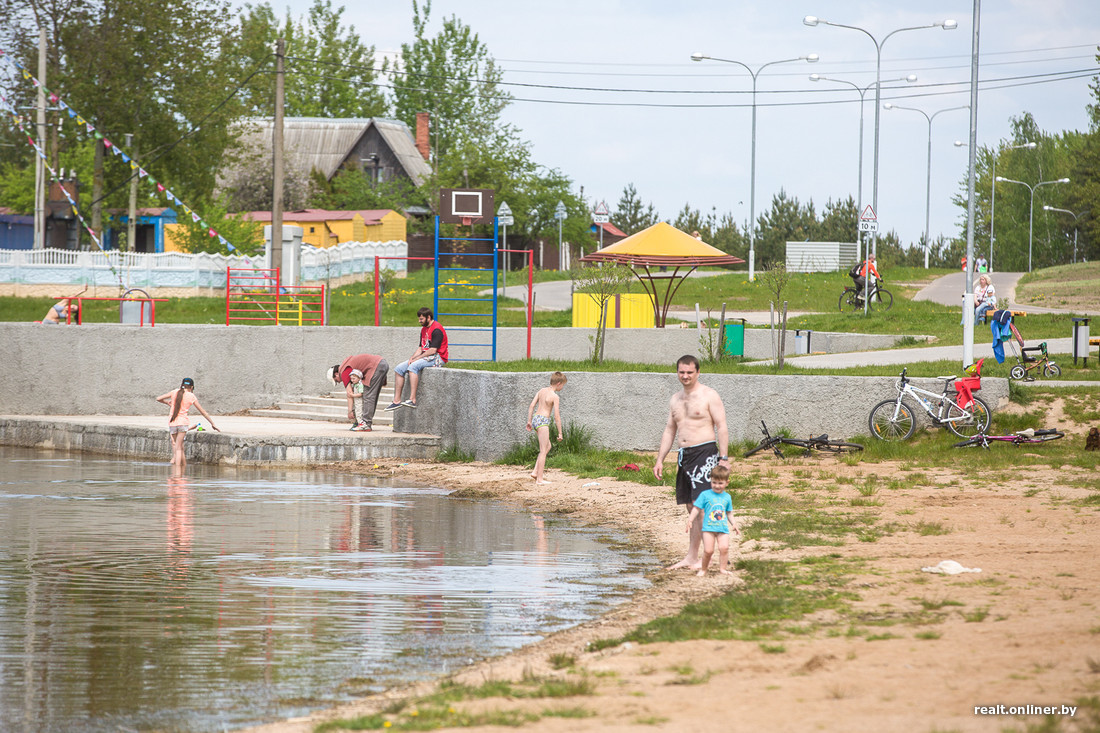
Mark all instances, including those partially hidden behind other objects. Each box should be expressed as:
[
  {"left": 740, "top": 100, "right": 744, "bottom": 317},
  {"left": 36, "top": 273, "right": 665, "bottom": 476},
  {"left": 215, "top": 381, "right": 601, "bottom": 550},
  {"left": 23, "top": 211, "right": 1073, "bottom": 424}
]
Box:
[{"left": 974, "top": 704, "right": 1076, "bottom": 717}]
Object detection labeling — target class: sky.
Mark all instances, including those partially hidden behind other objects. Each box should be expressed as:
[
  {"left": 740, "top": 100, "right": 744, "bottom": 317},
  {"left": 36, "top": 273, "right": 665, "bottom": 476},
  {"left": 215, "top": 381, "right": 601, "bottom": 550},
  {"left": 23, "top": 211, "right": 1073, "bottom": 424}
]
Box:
[{"left": 254, "top": 0, "right": 1100, "bottom": 251}]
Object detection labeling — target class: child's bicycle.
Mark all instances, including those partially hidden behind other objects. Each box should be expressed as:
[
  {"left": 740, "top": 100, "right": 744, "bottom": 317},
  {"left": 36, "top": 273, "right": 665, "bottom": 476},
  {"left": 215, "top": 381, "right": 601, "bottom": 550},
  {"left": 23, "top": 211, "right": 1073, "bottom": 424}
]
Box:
[
  {"left": 744, "top": 421, "right": 864, "bottom": 458},
  {"left": 1009, "top": 341, "right": 1061, "bottom": 381},
  {"left": 868, "top": 365, "right": 990, "bottom": 441},
  {"left": 952, "top": 428, "right": 1065, "bottom": 449}
]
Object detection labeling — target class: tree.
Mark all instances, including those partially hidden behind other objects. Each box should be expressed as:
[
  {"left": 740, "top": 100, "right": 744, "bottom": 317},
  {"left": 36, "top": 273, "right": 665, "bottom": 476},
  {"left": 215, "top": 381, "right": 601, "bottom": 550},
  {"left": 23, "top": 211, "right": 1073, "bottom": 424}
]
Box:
[
  {"left": 570, "top": 261, "right": 634, "bottom": 364},
  {"left": 753, "top": 189, "right": 817, "bottom": 269},
  {"left": 231, "top": 0, "right": 388, "bottom": 118},
  {"left": 390, "top": 0, "right": 512, "bottom": 167},
  {"left": 172, "top": 202, "right": 265, "bottom": 256},
  {"left": 614, "top": 183, "right": 659, "bottom": 235}
]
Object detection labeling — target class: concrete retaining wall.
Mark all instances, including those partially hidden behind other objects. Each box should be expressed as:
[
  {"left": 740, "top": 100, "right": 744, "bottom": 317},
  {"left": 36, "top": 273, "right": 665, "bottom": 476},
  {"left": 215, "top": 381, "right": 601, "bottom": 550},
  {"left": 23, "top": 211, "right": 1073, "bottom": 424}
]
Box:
[
  {"left": 395, "top": 369, "right": 1009, "bottom": 460},
  {"left": 0, "top": 418, "right": 438, "bottom": 464},
  {"left": 2, "top": 323, "right": 909, "bottom": 416}
]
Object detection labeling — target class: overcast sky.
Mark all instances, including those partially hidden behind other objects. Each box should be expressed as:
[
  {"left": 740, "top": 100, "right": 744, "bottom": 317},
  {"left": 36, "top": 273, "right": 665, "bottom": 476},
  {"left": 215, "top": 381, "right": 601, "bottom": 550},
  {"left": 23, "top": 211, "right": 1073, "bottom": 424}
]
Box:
[{"left": 257, "top": 0, "right": 1100, "bottom": 250}]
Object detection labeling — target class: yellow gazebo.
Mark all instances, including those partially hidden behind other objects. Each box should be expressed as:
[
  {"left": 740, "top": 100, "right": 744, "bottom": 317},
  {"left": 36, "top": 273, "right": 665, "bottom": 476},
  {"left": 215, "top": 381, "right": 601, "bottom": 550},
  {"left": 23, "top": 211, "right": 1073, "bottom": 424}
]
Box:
[{"left": 579, "top": 222, "right": 744, "bottom": 328}]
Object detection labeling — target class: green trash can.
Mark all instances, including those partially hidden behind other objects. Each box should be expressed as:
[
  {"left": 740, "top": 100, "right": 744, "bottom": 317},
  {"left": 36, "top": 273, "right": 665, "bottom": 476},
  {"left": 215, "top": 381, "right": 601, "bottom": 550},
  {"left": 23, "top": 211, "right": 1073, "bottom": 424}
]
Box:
[{"left": 722, "top": 319, "right": 746, "bottom": 358}]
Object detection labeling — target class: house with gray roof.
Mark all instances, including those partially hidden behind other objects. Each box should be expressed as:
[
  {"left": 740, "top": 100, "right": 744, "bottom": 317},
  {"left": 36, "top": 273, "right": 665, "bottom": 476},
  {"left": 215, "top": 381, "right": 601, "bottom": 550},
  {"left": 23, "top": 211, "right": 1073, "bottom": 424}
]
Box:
[{"left": 229, "top": 116, "right": 433, "bottom": 190}]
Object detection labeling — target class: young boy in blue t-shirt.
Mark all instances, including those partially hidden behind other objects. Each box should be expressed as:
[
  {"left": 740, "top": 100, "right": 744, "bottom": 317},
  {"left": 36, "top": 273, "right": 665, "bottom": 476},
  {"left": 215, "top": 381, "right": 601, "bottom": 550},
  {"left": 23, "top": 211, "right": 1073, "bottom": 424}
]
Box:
[{"left": 686, "top": 464, "right": 740, "bottom": 577}]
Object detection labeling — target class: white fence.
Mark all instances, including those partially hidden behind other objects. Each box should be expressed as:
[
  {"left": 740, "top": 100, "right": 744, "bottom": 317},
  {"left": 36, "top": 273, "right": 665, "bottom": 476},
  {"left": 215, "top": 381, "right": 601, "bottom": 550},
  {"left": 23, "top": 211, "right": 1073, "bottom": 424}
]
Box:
[
  {"left": 0, "top": 241, "right": 409, "bottom": 289},
  {"left": 785, "top": 241, "right": 859, "bottom": 273}
]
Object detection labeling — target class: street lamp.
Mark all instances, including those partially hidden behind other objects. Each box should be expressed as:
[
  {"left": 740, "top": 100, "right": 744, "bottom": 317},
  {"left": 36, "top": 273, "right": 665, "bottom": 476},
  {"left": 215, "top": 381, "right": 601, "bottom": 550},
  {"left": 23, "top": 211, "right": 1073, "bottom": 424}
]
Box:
[
  {"left": 691, "top": 51, "right": 819, "bottom": 281},
  {"left": 809, "top": 74, "right": 916, "bottom": 233},
  {"left": 1043, "top": 205, "right": 1087, "bottom": 264},
  {"left": 883, "top": 103, "right": 968, "bottom": 268},
  {"left": 994, "top": 176, "right": 1070, "bottom": 272},
  {"left": 804, "top": 14, "right": 956, "bottom": 261}
]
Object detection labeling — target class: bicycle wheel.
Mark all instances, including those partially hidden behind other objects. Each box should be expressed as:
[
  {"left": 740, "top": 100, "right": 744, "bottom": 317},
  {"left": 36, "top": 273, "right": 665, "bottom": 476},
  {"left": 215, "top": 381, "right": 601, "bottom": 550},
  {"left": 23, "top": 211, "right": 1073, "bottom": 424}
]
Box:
[
  {"left": 1031, "top": 429, "right": 1065, "bottom": 442},
  {"left": 945, "top": 396, "right": 991, "bottom": 438},
  {"left": 744, "top": 439, "right": 779, "bottom": 458},
  {"left": 952, "top": 436, "right": 986, "bottom": 449},
  {"left": 1009, "top": 365, "right": 1026, "bottom": 380},
  {"left": 1044, "top": 363, "right": 1061, "bottom": 378},
  {"left": 838, "top": 289, "right": 858, "bottom": 312},
  {"left": 812, "top": 440, "right": 864, "bottom": 454},
  {"left": 870, "top": 288, "right": 893, "bottom": 312},
  {"left": 869, "top": 400, "right": 916, "bottom": 441}
]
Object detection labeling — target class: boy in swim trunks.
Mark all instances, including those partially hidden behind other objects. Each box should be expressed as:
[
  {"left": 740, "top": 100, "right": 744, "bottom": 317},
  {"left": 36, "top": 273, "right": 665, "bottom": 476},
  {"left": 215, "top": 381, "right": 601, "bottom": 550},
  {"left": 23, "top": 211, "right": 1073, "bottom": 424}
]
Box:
[
  {"left": 654, "top": 355, "right": 730, "bottom": 571},
  {"left": 686, "top": 464, "right": 740, "bottom": 577},
  {"left": 526, "top": 372, "right": 566, "bottom": 485}
]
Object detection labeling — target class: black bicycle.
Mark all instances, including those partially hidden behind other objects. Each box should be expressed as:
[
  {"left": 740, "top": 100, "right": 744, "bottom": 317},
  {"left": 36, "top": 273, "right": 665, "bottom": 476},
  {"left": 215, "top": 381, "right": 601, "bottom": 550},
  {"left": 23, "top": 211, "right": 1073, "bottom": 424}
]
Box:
[
  {"left": 744, "top": 421, "right": 864, "bottom": 459},
  {"left": 839, "top": 281, "right": 893, "bottom": 312}
]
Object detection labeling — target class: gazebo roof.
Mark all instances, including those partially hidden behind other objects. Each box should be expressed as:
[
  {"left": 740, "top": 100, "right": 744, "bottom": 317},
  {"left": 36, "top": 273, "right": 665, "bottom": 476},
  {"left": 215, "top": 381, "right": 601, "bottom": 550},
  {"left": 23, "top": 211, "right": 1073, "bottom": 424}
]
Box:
[{"left": 580, "top": 222, "right": 743, "bottom": 267}]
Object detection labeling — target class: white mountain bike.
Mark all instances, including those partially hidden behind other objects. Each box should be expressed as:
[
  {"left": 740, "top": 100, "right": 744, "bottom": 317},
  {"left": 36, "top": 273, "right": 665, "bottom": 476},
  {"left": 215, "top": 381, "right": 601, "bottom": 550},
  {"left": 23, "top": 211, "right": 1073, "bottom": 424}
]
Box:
[{"left": 868, "top": 367, "right": 990, "bottom": 441}]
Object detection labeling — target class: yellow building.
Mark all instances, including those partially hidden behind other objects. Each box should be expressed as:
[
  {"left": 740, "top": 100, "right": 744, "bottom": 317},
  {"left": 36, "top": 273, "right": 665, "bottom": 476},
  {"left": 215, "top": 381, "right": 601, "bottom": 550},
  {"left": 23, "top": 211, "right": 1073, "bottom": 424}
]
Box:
[{"left": 241, "top": 209, "right": 407, "bottom": 247}]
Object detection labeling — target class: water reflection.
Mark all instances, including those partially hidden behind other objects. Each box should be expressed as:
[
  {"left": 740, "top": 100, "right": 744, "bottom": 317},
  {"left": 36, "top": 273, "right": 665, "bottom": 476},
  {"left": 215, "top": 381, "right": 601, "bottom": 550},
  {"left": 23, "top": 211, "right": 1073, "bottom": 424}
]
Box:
[{"left": 0, "top": 448, "right": 651, "bottom": 733}]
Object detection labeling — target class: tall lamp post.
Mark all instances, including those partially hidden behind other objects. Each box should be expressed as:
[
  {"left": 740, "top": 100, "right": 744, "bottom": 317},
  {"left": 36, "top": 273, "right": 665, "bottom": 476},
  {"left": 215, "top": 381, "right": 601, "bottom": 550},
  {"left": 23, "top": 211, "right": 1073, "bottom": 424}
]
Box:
[
  {"left": 883, "top": 103, "right": 968, "bottom": 268},
  {"left": 954, "top": 138, "right": 1037, "bottom": 273},
  {"left": 1042, "top": 205, "right": 1086, "bottom": 264},
  {"left": 690, "top": 51, "right": 819, "bottom": 281},
  {"left": 804, "top": 15, "right": 957, "bottom": 262},
  {"left": 994, "top": 177, "right": 1070, "bottom": 272}
]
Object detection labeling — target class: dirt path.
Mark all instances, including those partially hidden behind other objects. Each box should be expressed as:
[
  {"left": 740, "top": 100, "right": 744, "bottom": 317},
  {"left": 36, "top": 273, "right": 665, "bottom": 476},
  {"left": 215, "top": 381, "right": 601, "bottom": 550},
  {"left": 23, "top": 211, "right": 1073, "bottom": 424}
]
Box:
[{"left": 245, "top": 425, "right": 1100, "bottom": 733}]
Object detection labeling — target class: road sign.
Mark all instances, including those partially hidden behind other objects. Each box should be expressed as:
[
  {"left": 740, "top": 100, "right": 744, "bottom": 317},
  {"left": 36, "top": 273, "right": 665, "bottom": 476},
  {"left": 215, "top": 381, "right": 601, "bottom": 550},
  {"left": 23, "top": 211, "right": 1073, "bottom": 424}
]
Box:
[
  {"left": 859, "top": 220, "right": 878, "bottom": 233},
  {"left": 555, "top": 200, "right": 566, "bottom": 220},
  {"left": 592, "top": 200, "right": 610, "bottom": 223},
  {"left": 496, "top": 201, "right": 514, "bottom": 226}
]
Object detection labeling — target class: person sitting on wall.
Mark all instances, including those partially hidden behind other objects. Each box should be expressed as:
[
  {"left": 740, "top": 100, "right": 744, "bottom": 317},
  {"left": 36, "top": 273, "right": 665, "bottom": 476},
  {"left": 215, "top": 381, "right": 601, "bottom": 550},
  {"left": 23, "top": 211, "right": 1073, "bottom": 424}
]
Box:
[{"left": 384, "top": 307, "right": 448, "bottom": 411}]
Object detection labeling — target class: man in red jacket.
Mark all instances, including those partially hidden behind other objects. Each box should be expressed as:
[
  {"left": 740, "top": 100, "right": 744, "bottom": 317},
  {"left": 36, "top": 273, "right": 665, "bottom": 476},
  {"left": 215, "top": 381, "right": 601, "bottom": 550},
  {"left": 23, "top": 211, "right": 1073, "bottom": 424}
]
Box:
[{"left": 385, "top": 307, "right": 448, "bottom": 411}]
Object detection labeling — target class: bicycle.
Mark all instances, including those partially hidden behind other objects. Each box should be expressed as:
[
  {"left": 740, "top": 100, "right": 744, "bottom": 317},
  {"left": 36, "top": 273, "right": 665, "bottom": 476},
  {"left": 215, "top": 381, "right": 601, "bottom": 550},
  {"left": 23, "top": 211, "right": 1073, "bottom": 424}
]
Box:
[
  {"left": 953, "top": 428, "right": 1064, "bottom": 449},
  {"left": 744, "top": 420, "right": 864, "bottom": 458},
  {"left": 839, "top": 280, "right": 893, "bottom": 312},
  {"left": 868, "top": 367, "right": 991, "bottom": 441}
]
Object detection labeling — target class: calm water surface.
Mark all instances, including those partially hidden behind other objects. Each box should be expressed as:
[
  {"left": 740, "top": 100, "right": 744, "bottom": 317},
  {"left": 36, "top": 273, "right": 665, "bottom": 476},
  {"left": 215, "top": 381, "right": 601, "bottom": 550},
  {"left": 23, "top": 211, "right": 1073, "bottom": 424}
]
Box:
[{"left": 0, "top": 447, "right": 651, "bottom": 733}]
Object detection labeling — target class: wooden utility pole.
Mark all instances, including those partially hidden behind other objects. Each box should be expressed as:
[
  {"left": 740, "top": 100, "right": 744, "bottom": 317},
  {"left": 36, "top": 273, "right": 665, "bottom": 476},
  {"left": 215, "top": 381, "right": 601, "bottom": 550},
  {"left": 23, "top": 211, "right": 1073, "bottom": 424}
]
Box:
[
  {"left": 271, "top": 38, "right": 285, "bottom": 274},
  {"left": 33, "top": 28, "right": 46, "bottom": 249},
  {"left": 125, "top": 134, "right": 137, "bottom": 252}
]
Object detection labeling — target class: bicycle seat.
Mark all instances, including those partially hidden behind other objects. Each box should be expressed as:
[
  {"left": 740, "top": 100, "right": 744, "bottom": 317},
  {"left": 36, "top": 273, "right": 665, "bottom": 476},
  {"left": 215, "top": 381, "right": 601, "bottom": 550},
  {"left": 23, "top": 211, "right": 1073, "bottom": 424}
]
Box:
[
  {"left": 936, "top": 375, "right": 957, "bottom": 381},
  {"left": 811, "top": 434, "right": 829, "bottom": 442}
]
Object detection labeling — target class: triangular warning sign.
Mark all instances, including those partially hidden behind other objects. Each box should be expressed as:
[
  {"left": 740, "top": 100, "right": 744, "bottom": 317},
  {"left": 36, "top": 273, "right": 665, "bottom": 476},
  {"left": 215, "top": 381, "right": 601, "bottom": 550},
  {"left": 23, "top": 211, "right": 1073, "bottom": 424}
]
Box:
[{"left": 860, "top": 205, "right": 877, "bottom": 221}]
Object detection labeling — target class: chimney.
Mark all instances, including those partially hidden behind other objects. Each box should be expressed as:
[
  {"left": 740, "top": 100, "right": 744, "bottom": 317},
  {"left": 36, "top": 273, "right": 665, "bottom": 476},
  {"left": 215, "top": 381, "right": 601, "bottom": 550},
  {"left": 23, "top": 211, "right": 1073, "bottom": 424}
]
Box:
[{"left": 415, "top": 112, "right": 430, "bottom": 161}]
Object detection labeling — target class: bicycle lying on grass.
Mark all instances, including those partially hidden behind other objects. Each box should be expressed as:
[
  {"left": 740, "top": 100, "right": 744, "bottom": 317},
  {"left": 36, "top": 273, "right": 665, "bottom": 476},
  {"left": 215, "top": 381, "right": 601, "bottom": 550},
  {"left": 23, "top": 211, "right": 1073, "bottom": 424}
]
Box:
[
  {"left": 868, "top": 366, "right": 990, "bottom": 441},
  {"left": 839, "top": 280, "right": 893, "bottom": 312},
  {"left": 744, "top": 421, "right": 864, "bottom": 458},
  {"left": 953, "top": 428, "right": 1065, "bottom": 449}
]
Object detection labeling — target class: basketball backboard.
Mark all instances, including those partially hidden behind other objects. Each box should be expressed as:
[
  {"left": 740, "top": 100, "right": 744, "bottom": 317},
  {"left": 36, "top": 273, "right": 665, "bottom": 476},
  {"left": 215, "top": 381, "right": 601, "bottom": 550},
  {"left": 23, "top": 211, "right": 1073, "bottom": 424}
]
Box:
[{"left": 439, "top": 188, "right": 495, "bottom": 225}]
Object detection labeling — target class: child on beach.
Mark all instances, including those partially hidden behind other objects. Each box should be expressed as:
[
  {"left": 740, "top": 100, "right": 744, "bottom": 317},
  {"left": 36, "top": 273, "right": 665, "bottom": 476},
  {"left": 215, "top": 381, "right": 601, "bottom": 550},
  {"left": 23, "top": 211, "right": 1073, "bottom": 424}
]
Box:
[
  {"left": 156, "top": 377, "right": 220, "bottom": 468},
  {"left": 526, "top": 372, "right": 566, "bottom": 485},
  {"left": 686, "top": 464, "right": 740, "bottom": 577}
]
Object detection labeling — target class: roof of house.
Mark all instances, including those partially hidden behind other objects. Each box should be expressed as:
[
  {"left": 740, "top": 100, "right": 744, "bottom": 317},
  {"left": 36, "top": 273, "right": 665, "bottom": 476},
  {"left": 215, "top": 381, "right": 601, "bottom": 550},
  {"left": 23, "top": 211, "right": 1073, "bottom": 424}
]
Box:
[
  {"left": 244, "top": 208, "right": 401, "bottom": 225},
  {"left": 591, "top": 221, "right": 628, "bottom": 237},
  {"left": 237, "top": 117, "right": 432, "bottom": 186}
]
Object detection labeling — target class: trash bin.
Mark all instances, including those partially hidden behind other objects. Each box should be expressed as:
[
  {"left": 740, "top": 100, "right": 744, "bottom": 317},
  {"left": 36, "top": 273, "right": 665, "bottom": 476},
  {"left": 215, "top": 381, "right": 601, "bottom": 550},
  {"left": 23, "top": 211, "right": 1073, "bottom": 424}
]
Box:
[
  {"left": 120, "top": 288, "right": 153, "bottom": 325},
  {"left": 1072, "top": 317, "right": 1090, "bottom": 366},
  {"left": 722, "top": 319, "right": 746, "bottom": 358},
  {"left": 795, "top": 329, "right": 813, "bottom": 355}
]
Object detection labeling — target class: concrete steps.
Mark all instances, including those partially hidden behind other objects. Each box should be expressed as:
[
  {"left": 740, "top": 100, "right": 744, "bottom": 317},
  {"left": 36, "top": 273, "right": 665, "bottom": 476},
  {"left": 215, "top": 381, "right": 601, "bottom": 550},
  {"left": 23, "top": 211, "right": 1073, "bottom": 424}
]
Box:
[{"left": 249, "top": 389, "right": 397, "bottom": 427}]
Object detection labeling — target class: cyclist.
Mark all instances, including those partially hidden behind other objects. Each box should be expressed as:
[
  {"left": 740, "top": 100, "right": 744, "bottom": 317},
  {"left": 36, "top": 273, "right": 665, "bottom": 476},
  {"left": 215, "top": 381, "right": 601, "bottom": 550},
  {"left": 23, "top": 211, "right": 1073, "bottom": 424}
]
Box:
[{"left": 849, "top": 253, "right": 880, "bottom": 300}]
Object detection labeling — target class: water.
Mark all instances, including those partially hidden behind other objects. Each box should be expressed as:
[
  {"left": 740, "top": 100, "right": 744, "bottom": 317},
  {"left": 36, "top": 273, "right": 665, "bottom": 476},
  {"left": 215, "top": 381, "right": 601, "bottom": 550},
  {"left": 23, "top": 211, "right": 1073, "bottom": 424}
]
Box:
[{"left": 0, "top": 447, "right": 651, "bottom": 733}]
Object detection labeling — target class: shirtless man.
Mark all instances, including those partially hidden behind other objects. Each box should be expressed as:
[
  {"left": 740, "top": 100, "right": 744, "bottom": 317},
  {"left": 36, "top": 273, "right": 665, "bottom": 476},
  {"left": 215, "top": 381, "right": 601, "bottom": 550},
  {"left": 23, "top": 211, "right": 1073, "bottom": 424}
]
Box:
[{"left": 654, "top": 355, "right": 730, "bottom": 571}]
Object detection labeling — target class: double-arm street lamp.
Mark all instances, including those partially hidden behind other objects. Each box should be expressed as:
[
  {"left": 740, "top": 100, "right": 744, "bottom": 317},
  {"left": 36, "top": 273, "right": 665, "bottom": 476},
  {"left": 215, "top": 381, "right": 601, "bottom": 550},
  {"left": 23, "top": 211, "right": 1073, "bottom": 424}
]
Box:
[
  {"left": 883, "top": 103, "right": 968, "bottom": 268},
  {"left": 691, "top": 52, "right": 819, "bottom": 281},
  {"left": 803, "top": 15, "right": 957, "bottom": 260},
  {"left": 994, "top": 176, "right": 1070, "bottom": 272},
  {"left": 1042, "top": 205, "right": 1087, "bottom": 264}
]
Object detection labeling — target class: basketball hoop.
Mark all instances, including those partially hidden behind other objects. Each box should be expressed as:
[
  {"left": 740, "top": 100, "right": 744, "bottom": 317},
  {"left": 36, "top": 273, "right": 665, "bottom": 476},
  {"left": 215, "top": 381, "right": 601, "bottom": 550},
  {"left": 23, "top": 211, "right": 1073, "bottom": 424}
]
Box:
[
  {"left": 461, "top": 216, "right": 473, "bottom": 226},
  {"left": 439, "top": 188, "right": 495, "bottom": 225}
]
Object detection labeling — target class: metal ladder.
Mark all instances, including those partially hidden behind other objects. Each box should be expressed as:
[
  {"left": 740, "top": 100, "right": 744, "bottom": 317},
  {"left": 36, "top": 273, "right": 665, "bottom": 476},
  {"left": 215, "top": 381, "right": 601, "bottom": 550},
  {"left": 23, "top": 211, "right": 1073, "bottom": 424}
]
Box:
[{"left": 433, "top": 216, "right": 499, "bottom": 362}]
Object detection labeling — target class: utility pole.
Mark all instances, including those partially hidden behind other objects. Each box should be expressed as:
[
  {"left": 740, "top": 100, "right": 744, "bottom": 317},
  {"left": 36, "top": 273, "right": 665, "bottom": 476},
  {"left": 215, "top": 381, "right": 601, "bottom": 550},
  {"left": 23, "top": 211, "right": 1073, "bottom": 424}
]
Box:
[
  {"left": 271, "top": 38, "right": 285, "bottom": 275},
  {"left": 125, "top": 134, "right": 137, "bottom": 252},
  {"left": 33, "top": 28, "right": 46, "bottom": 249}
]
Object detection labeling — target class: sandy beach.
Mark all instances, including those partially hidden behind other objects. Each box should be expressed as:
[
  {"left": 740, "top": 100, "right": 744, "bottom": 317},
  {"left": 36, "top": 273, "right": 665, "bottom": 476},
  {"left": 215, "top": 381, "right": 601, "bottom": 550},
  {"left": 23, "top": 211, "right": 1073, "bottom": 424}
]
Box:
[{"left": 245, "top": 397, "right": 1100, "bottom": 733}]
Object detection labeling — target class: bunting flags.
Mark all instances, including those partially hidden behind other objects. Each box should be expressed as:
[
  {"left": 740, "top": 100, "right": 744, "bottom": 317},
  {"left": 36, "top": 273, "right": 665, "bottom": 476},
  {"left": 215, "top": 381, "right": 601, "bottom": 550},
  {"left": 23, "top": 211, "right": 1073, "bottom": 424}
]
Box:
[{"left": 0, "top": 46, "right": 244, "bottom": 254}]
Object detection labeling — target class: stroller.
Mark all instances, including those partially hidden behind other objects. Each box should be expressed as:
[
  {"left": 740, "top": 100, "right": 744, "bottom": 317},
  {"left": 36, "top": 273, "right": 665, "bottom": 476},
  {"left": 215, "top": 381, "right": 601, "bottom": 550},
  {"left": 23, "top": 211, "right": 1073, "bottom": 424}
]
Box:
[{"left": 1004, "top": 319, "right": 1061, "bottom": 381}]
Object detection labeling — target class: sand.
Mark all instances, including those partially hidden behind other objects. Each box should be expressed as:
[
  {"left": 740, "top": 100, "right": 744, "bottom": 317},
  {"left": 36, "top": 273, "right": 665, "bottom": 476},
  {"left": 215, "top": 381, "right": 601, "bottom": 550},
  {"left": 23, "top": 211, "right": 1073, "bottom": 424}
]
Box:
[{"left": 245, "top": 406, "right": 1100, "bottom": 733}]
